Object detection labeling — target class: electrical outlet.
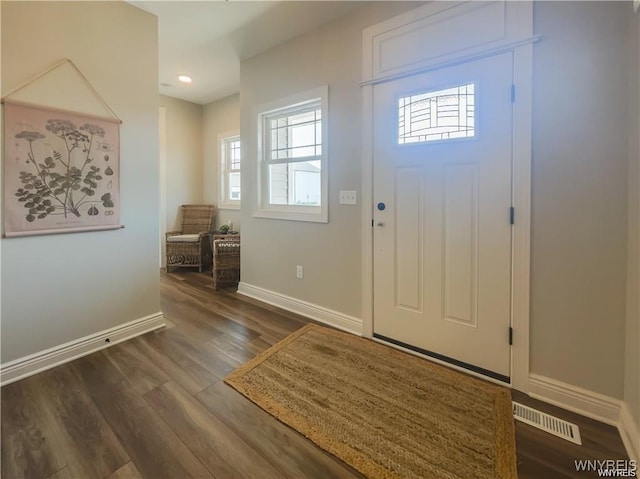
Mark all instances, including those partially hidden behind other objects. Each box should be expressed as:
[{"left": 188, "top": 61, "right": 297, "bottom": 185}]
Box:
[
  {"left": 296, "top": 265, "right": 304, "bottom": 279},
  {"left": 339, "top": 190, "right": 357, "bottom": 205}
]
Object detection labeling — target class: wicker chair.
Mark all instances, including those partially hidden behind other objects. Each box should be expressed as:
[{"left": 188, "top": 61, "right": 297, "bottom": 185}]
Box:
[
  {"left": 212, "top": 234, "right": 240, "bottom": 290},
  {"left": 166, "top": 205, "right": 216, "bottom": 273}
]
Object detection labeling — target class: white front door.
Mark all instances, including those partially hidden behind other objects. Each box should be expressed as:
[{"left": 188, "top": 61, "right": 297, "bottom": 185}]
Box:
[{"left": 373, "top": 53, "right": 514, "bottom": 381}]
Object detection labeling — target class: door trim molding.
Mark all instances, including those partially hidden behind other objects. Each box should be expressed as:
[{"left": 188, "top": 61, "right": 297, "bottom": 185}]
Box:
[
  {"left": 361, "top": 1, "right": 534, "bottom": 392},
  {"left": 509, "top": 41, "right": 534, "bottom": 392},
  {"left": 359, "top": 35, "right": 540, "bottom": 88}
]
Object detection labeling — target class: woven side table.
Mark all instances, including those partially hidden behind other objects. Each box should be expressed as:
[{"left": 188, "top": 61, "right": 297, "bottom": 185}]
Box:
[{"left": 212, "top": 234, "right": 240, "bottom": 290}]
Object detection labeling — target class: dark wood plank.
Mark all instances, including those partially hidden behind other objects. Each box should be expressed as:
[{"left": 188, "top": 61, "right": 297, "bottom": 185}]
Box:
[
  {"left": 12, "top": 376, "right": 91, "bottom": 479},
  {"left": 248, "top": 335, "right": 276, "bottom": 352},
  {"left": 1, "top": 379, "right": 62, "bottom": 479},
  {"left": 144, "top": 381, "right": 284, "bottom": 479},
  {"left": 206, "top": 331, "right": 267, "bottom": 366},
  {"left": 160, "top": 286, "right": 262, "bottom": 344},
  {"left": 140, "top": 329, "right": 222, "bottom": 392},
  {"left": 160, "top": 272, "right": 217, "bottom": 306},
  {"left": 46, "top": 466, "right": 73, "bottom": 479},
  {"left": 160, "top": 271, "right": 302, "bottom": 347},
  {"left": 2, "top": 364, "right": 125, "bottom": 478},
  {"left": 152, "top": 327, "right": 237, "bottom": 381},
  {"left": 71, "top": 352, "right": 212, "bottom": 479},
  {"left": 127, "top": 334, "right": 213, "bottom": 396},
  {"left": 196, "top": 380, "right": 367, "bottom": 479},
  {"left": 103, "top": 338, "right": 171, "bottom": 395},
  {"left": 210, "top": 295, "right": 307, "bottom": 339},
  {"left": 106, "top": 462, "right": 144, "bottom": 479},
  {"left": 28, "top": 364, "right": 130, "bottom": 478}
]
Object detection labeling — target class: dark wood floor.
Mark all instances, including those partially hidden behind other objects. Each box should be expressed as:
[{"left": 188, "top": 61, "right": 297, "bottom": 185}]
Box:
[{"left": 1, "top": 271, "right": 629, "bottom": 479}]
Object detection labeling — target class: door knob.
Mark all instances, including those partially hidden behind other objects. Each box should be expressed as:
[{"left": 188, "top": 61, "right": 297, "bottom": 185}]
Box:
[{"left": 376, "top": 221, "right": 385, "bottom": 227}]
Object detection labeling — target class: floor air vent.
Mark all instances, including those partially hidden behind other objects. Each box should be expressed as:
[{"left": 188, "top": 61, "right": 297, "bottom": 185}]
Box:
[{"left": 512, "top": 402, "right": 582, "bottom": 445}]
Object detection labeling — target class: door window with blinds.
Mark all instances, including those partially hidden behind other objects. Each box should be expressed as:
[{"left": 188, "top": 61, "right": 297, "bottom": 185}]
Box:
[
  {"left": 398, "top": 83, "right": 475, "bottom": 144},
  {"left": 255, "top": 86, "right": 328, "bottom": 223}
]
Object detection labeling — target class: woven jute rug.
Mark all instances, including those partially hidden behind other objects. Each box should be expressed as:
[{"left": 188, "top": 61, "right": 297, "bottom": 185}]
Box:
[{"left": 224, "top": 324, "right": 518, "bottom": 479}]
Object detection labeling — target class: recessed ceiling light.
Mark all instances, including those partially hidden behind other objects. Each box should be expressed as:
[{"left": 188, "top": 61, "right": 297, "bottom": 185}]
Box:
[{"left": 178, "top": 75, "right": 192, "bottom": 84}]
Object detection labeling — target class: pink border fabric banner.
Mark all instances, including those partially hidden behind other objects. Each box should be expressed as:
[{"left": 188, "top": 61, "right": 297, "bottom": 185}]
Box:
[{"left": 4, "top": 100, "right": 120, "bottom": 237}]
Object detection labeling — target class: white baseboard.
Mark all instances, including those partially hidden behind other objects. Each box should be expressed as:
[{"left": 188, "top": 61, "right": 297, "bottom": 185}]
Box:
[
  {"left": 0, "top": 312, "right": 165, "bottom": 386},
  {"left": 528, "top": 374, "right": 640, "bottom": 460},
  {"left": 237, "top": 282, "right": 363, "bottom": 335},
  {"left": 620, "top": 402, "right": 640, "bottom": 461},
  {"left": 528, "top": 373, "right": 622, "bottom": 426}
]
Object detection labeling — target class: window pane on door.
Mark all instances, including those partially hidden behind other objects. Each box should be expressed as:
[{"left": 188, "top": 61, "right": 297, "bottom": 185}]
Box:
[{"left": 398, "top": 83, "right": 475, "bottom": 144}]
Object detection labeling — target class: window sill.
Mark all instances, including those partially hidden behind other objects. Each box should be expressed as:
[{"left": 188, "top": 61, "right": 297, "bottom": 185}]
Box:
[
  {"left": 218, "top": 203, "right": 240, "bottom": 211},
  {"left": 253, "top": 206, "right": 327, "bottom": 223}
]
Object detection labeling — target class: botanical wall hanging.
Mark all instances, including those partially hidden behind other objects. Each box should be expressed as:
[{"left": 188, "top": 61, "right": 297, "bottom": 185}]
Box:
[{"left": 3, "top": 59, "right": 122, "bottom": 237}]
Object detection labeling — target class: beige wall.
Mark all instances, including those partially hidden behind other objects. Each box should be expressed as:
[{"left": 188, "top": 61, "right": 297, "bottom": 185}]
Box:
[
  {"left": 203, "top": 93, "right": 241, "bottom": 231},
  {"left": 159, "top": 95, "right": 204, "bottom": 232},
  {"left": 530, "top": 2, "right": 629, "bottom": 397},
  {"left": 1, "top": 1, "right": 159, "bottom": 362},
  {"left": 240, "top": 1, "right": 635, "bottom": 400},
  {"left": 625, "top": 12, "right": 640, "bottom": 432},
  {"left": 240, "top": 2, "right": 420, "bottom": 317}
]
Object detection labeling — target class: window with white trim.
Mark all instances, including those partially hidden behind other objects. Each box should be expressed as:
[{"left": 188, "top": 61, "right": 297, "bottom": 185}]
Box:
[
  {"left": 255, "top": 86, "right": 328, "bottom": 223},
  {"left": 220, "top": 134, "right": 241, "bottom": 209}
]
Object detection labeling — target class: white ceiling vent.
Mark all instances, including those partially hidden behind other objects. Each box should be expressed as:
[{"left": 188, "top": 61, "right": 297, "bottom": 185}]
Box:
[{"left": 513, "top": 401, "right": 582, "bottom": 445}]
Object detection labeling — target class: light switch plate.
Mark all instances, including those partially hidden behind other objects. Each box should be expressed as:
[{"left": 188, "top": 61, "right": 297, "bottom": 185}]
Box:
[{"left": 339, "top": 190, "right": 357, "bottom": 205}]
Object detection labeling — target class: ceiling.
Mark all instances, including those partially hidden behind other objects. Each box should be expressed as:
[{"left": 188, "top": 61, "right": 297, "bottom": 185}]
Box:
[{"left": 130, "top": 1, "right": 365, "bottom": 105}]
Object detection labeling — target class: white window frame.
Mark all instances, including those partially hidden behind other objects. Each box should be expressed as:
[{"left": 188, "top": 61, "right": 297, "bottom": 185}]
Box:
[
  {"left": 254, "top": 86, "right": 328, "bottom": 223},
  {"left": 219, "top": 132, "right": 241, "bottom": 210}
]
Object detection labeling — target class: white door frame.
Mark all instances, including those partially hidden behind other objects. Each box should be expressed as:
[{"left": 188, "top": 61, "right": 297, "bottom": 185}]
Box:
[{"left": 360, "top": 1, "right": 538, "bottom": 392}]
